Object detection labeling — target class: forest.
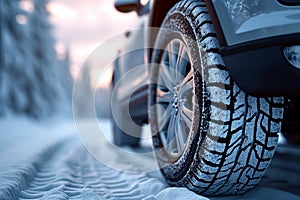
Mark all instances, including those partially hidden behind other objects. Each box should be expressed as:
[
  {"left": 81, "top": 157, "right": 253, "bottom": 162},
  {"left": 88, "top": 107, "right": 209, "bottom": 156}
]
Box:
[{"left": 0, "top": 0, "right": 74, "bottom": 118}]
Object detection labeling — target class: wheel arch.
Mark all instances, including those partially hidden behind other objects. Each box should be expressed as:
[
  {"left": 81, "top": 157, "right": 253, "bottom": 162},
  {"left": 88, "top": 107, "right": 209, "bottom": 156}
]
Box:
[{"left": 147, "top": 0, "right": 179, "bottom": 61}]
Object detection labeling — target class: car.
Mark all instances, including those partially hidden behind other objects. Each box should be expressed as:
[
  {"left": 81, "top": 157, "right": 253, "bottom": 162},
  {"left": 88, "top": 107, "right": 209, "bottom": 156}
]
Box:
[{"left": 110, "top": 0, "right": 300, "bottom": 196}]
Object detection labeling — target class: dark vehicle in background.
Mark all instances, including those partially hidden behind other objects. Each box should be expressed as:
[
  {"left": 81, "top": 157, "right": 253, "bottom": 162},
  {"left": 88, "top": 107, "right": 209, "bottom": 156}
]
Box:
[{"left": 111, "top": 0, "right": 300, "bottom": 196}]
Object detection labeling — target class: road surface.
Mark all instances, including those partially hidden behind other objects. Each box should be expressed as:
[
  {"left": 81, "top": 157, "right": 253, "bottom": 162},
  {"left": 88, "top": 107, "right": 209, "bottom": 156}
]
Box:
[{"left": 0, "top": 118, "right": 299, "bottom": 199}]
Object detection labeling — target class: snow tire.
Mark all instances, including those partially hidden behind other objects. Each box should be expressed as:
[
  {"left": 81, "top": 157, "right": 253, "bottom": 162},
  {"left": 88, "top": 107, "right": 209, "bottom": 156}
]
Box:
[{"left": 149, "top": 0, "right": 284, "bottom": 196}]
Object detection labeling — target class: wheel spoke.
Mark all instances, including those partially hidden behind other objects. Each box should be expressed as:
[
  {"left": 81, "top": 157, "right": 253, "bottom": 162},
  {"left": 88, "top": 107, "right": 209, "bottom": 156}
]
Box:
[
  {"left": 181, "top": 104, "right": 193, "bottom": 127},
  {"left": 168, "top": 42, "right": 180, "bottom": 84},
  {"left": 160, "top": 67, "right": 175, "bottom": 92},
  {"left": 158, "top": 104, "right": 173, "bottom": 131},
  {"left": 180, "top": 73, "right": 193, "bottom": 95},
  {"left": 157, "top": 89, "right": 173, "bottom": 104},
  {"left": 174, "top": 41, "right": 183, "bottom": 82},
  {"left": 160, "top": 52, "right": 176, "bottom": 92},
  {"left": 174, "top": 117, "right": 187, "bottom": 154},
  {"left": 180, "top": 69, "right": 193, "bottom": 88},
  {"left": 167, "top": 114, "right": 177, "bottom": 154},
  {"left": 175, "top": 43, "right": 189, "bottom": 82},
  {"left": 169, "top": 41, "right": 178, "bottom": 68}
]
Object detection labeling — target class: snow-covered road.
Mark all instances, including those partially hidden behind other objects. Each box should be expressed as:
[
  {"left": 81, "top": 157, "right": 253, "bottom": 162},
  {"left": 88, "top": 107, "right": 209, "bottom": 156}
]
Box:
[{"left": 0, "top": 117, "right": 299, "bottom": 199}]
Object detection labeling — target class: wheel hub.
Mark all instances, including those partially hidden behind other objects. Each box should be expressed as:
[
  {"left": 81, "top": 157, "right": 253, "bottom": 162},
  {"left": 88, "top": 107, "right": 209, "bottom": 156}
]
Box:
[
  {"left": 172, "top": 89, "right": 187, "bottom": 113},
  {"left": 172, "top": 97, "right": 179, "bottom": 110}
]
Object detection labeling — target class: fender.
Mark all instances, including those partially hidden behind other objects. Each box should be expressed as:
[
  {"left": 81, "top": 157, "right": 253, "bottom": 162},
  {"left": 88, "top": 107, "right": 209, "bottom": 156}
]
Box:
[{"left": 146, "top": 0, "right": 179, "bottom": 63}]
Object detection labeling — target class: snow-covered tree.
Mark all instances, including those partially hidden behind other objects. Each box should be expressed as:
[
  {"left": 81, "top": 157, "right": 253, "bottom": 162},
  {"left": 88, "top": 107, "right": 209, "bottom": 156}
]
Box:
[
  {"left": 28, "top": 0, "right": 60, "bottom": 117},
  {"left": 56, "top": 46, "right": 74, "bottom": 116},
  {"left": 0, "top": 0, "right": 74, "bottom": 118},
  {"left": 0, "top": 0, "right": 33, "bottom": 115},
  {"left": 73, "top": 62, "right": 94, "bottom": 118}
]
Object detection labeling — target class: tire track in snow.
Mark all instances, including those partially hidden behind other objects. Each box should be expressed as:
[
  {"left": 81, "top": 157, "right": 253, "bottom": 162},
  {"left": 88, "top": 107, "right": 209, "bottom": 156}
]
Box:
[
  {"left": 1, "top": 119, "right": 299, "bottom": 200},
  {"left": 9, "top": 137, "right": 167, "bottom": 199}
]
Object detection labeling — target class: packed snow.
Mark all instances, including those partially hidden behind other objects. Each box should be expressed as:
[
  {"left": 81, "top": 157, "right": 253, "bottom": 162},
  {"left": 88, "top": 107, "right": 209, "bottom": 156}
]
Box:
[{"left": 0, "top": 117, "right": 299, "bottom": 199}]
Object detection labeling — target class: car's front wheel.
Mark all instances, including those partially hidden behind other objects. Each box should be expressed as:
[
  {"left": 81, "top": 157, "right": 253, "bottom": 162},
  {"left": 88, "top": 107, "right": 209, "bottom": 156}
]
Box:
[{"left": 149, "top": 0, "right": 284, "bottom": 196}]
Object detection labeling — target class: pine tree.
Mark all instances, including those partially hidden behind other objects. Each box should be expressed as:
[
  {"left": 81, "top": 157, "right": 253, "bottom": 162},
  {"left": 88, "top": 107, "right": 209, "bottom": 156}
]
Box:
[
  {"left": 1, "top": 0, "right": 32, "bottom": 115},
  {"left": 28, "top": 0, "right": 58, "bottom": 117},
  {"left": 0, "top": 0, "right": 74, "bottom": 118},
  {"left": 0, "top": 0, "right": 4, "bottom": 115},
  {"left": 73, "top": 62, "right": 94, "bottom": 118},
  {"left": 28, "top": 0, "right": 73, "bottom": 117},
  {"left": 57, "top": 46, "right": 74, "bottom": 116}
]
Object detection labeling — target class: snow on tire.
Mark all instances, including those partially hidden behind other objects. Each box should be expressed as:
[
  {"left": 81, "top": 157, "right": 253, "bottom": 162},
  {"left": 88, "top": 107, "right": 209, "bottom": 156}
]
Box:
[{"left": 149, "top": 0, "right": 284, "bottom": 196}]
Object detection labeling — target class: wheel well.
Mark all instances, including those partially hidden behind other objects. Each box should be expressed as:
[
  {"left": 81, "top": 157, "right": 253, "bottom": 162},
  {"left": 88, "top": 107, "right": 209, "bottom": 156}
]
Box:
[
  {"left": 148, "top": 0, "right": 179, "bottom": 60},
  {"left": 150, "top": 0, "right": 179, "bottom": 28}
]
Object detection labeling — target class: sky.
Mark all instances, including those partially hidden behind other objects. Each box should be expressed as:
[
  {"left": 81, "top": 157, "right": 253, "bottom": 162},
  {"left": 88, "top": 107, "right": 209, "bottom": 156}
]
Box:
[{"left": 47, "top": 0, "right": 139, "bottom": 81}]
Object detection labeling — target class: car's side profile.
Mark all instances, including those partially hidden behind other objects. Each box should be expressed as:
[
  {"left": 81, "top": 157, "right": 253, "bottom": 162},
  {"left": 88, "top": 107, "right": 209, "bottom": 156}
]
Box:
[{"left": 111, "top": 0, "right": 300, "bottom": 196}]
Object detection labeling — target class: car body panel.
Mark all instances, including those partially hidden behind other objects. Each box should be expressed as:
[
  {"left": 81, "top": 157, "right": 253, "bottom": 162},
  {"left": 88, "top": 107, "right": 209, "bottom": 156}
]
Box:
[
  {"left": 113, "top": 0, "right": 300, "bottom": 122},
  {"left": 206, "top": 0, "right": 300, "bottom": 96},
  {"left": 113, "top": 18, "right": 149, "bottom": 122},
  {"left": 211, "top": 0, "right": 300, "bottom": 46}
]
